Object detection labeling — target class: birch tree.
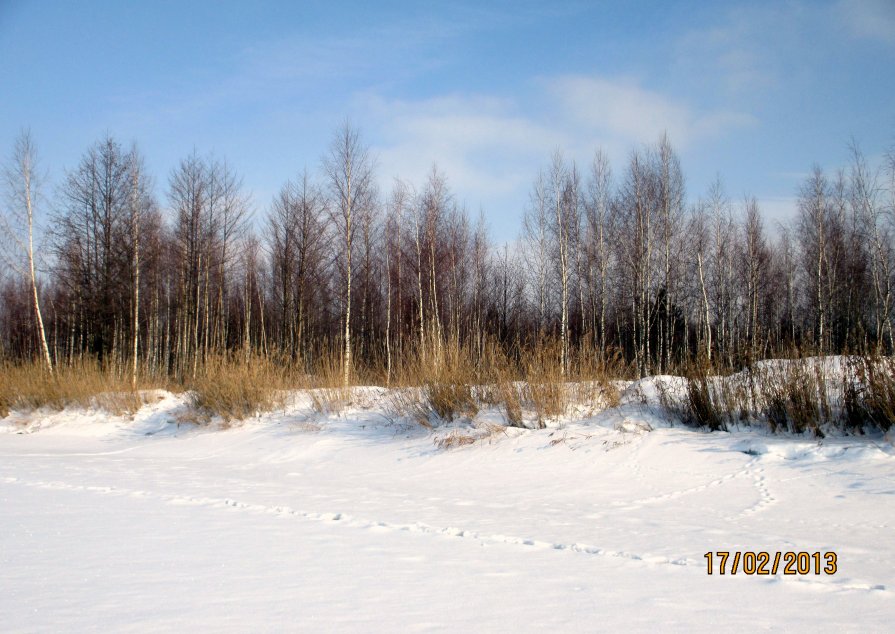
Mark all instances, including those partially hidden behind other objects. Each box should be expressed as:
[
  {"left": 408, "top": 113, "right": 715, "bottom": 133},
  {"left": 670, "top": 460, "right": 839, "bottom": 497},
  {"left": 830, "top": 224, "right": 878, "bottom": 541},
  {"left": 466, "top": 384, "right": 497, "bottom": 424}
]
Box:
[
  {"left": 522, "top": 170, "right": 551, "bottom": 336},
  {"left": 656, "top": 134, "right": 685, "bottom": 371},
  {"left": 849, "top": 143, "right": 892, "bottom": 349},
  {"left": 125, "top": 146, "right": 153, "bottom": 388},
  {"left": 547, "top": 151, "right": 574, "bottom": 375},
  {"left": 323, "top": 123, "right": 373, "bottom": 386},
  {"left": 0, "top": 131, "right": 53, "bottom": 372},
  {"left": 584, "top": 149, "right": 613, "bottom": 359},
  {"left": 740, "top": 197, "right": 770, "bottom": 360},
  {"left": 798, "top": 167, "right": 831, "bottom": 352},
  {"left": 617, "top": 149, "right": 656, "bottom": 376}
]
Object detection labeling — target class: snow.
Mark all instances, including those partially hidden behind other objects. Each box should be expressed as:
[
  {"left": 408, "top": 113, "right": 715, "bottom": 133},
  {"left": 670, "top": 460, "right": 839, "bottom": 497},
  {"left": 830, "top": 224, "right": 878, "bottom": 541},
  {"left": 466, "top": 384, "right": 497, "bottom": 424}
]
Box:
[{"left": 1, "top": 387, "right": 894, "bottom": 631}]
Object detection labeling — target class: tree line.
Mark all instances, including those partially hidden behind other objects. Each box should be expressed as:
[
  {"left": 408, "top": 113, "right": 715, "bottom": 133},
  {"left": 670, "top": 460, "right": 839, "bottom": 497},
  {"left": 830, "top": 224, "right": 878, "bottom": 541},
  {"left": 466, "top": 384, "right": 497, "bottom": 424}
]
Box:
[{"left": 2, "top": 125, "right": 894, "bottom": 383}]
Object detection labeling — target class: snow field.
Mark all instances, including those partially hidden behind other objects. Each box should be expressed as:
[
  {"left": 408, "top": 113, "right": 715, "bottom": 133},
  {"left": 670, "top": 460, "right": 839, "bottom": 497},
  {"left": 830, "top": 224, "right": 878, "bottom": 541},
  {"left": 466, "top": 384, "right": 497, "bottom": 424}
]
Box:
[{"left": 1, "top": 387, "right": 894, "bottom": 631}]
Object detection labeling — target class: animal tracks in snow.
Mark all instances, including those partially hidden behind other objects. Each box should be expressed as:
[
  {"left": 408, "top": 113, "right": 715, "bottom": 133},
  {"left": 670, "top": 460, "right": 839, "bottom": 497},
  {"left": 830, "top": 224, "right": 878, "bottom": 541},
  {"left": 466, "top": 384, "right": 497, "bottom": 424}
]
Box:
[
  {"left": 726, "top": 465, "right": 777, "bottom": 521},
  {"left": 1, "top": 475, "right": 689, "bottom": 570},
  {"left": 1, "top": 474, "right": 887, "bottom": 596},
  {"left": 610, "top": 468, "right": 744, "bottom": 511}
]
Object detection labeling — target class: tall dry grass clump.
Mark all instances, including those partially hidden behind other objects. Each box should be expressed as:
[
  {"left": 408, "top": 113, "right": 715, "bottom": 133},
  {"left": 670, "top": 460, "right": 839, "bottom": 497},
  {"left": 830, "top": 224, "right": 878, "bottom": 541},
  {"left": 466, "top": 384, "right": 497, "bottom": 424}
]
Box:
[
  {"left": 671, "top": 358, "right": 749, "bottom": 432},
  {"left": 843, "top": 355, "right": 895, "bottom": 432},
  {"left": 517, "top": 339, "right": 623, "bottom": 427},
  {"left": 683, "top": 373, "right": 725, "bottom": 431},
  {"left": 523, "top": 339, "right": 567, "bottom": 427},
  {"left": 670, "top": 358, "right": 832, "bottom": 435},
  {"left": 415, "top": 344, "right": 479, "bottom": 423},
  {"left": 381, "top": 335, "right": 625, "bottom": 429},
  {"left": 422, "top": 346, "right": 479, "bottom": 422},
  {"left": 757, "top": 360, "right": 826, "bottom": 435},
  {"left": 303, "top": 352, "right": 352, "bottom": 414},
  {"left": 664, "top": 355, "right": 895, "bottom": 437},
  {"left": 0, "top": 359, "right": 156, "bottom": 417},
  {"left": 186, "top": 354, "right": 289, "bottom": 422},
  {"left": 388, "top": 343, "right": 479, "bottom": 425},
  {"left": 568, "top": 343, "right": 624, "bottom": 411}
]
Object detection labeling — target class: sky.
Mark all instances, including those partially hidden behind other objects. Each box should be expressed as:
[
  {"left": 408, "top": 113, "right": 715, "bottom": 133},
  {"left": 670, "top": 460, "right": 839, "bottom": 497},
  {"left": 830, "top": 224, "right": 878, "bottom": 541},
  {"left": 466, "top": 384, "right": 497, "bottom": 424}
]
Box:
[{"left": 1, "top": 0, "right": 893, "bottom": 242}]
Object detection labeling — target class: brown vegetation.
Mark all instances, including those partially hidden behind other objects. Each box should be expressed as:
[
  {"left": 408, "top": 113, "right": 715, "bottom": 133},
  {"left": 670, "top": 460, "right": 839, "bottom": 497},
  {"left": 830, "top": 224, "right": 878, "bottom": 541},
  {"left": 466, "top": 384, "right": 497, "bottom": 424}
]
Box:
[
  {"left": 0, "top": 359, "right": 160, "bottom": 417},
  {"left": 666, "top": 355, "right": 895, "bottom": 436}
]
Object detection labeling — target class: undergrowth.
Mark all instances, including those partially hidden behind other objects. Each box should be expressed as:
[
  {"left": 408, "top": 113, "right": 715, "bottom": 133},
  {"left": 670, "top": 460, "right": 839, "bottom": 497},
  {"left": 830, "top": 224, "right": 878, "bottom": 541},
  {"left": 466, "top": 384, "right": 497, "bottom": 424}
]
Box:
[
  {"left": 10, "top": 343, "right": 887, "bottom": 439},
  {"left": 0, "top": 359, "right": 159, "bottom": 417},
  {"left": 665, "top": 355, "right": 895, "bottom": 436},
  {"left": 186, "top": 354, "right": 289, "bottom": 423}
]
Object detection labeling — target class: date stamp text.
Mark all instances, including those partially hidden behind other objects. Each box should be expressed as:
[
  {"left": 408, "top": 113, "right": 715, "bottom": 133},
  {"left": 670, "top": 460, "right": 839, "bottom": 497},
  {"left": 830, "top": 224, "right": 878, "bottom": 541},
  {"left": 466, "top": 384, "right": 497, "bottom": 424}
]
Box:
[{"left": 704, "top": 551, "right": 837, "bottom": 575}]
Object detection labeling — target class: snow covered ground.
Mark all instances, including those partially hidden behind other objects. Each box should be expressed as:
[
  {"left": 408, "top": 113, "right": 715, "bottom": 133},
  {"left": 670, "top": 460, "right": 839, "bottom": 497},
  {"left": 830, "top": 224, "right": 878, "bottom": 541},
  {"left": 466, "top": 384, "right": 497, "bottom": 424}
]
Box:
[{"left": 2, "top": 387, "right": 894, "bottom": 632}]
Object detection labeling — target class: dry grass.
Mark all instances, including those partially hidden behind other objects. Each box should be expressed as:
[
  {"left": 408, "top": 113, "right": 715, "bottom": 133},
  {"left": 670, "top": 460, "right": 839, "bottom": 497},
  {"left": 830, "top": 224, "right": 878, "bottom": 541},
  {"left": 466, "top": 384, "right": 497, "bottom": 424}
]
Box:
[
  {"left": 683, "top": 374, "right": 725, "bottom": 431},
  {"left": 843, "top": 356, "right": 895, "bottom": 432},
  {"left": 433, "top": 429, "right": 478, "bottom": 449},
  {"left": 186, "top": 354, "right": 288, "bottom": 423},
  {"left": 381, "top": 337, "right": 623, "bottom": 429},
  {"left": 755, "top": 360, "right": 826, "bottom": 436},
  {"left": 666, "top": 360, "right": 827, "bottom": 435},
  {"left": 384, "top": 386, "right": 433, "bottom": 429},
  {"left": 571, "top": 345, "right": 626, "bottom": 408},
  {"left": 186, "top": 350, "right": 354, "bottom": 421},
  {"left": 433, "top": 421, "right": 507, "bottom": 450},
  {"left": 0, "top": 359, "right": 159, "bottom": 417},
  {"left": 494, "top": 376, "right": 524, "bottom": 427},
  {"left": 385, "top": 342, "right": 492, "bottom": 427},
  {"left": 662, "top": 355, "right": 895, "bottom": 437},
  {"left": 0, "top": 338, "right": 627, "bottom": 431},
  {"left": 411, "top": 344, "right": 479, "bottom": 424},
  {"left": 523, "top": 340, "right": 566, "bottom": 426},
  {"left": 305, "top": 353, "right": 351, "bottom": 414}
]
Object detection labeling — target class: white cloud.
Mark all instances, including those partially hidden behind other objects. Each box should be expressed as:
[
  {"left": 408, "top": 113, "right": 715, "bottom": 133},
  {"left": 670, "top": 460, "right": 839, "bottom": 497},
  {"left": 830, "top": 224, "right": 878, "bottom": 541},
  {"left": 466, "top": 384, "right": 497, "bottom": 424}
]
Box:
[
  {"left": 361, "top": 94, "right": 565, "bottom": 199},
  {"left": 546, "top": 75, "right": 756, "bottom": 150},
  {"left": 356, "top": 76, "right": 756, "bottom": 239}
]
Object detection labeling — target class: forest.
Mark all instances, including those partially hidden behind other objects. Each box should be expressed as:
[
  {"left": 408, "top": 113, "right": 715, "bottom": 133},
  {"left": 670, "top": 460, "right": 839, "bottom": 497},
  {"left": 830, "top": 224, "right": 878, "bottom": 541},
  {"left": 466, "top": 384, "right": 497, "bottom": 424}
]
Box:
[{"left": 2, "top": 124, "right": 895, "bottom": 403}]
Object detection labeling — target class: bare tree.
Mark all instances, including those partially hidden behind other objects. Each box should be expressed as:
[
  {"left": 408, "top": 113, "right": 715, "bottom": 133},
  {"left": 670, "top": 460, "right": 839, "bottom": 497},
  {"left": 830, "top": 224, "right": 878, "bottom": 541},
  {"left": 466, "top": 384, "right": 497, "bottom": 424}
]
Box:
[
  {"left": 584, "top": 149, "right": 613, "bottom": 359},
  {"left": 689, "top": 202, "right": 713, "bottom": 361},
  {"left": 617, "top": 148, "right": 656, "bottom": 376},
  {"left": 208, "top": 159, "right": 250, "bottom": 354},
  {"left": 707, "top": 177, "right": 735, "bottom": 366},
  {"left": 546, "top": 151, "right": 575, "bottom": 375},
  {"left": 1, "top": 131, "right": 53, "bottom": 372},
  {"left": 323, "top": 122, "right": 374, "bottom": 386},
  {"left": 6, "top": 125, "right": 895, "bottom": 383},
  {"left": 419, "top": 165, "right": 451, "bottom": 362},
  {"left": 850, "top": 142, "right": 893, "bottom": 350},
  {"left": 384, "top": 181, "right": 410, "bottom": 384},
  {"left": 798, "top": 166, "right": 831, "bottom": 352},
  {"left": 470, "top": 212, "right": 490, "bottom": 361},
  {"left": 656, "top": 134, "right": 685, "bottom": 371},
  {"left": 125, "top": 145, "right": 153, "bottom": 388},
  {"left": 522, "top": 170, "right": 551, "bottom": 336},
  {"left": 740, "top": 197, "right": 770, "bottom": 360},
  {"left": 169, "top": 151, "right": 208, "bottom": 377}
]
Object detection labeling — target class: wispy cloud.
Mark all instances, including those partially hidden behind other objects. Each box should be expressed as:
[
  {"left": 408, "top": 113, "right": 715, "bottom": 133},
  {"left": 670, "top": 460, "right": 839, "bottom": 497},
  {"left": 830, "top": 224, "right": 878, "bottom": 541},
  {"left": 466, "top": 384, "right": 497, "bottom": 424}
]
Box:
[
  {"left": 835, "top": 0, "right": 895, "bottom": 45},
  {"left": 675, "top": 0, "right": 894, "bottom": 102},
  {"left": 672, "top": 3, "right": 813, "bottom": 98},
  {"left": 362, "top": 93, "right": 564, "bottom": 199},
  {"left": 546, "top": 75, "right": 756, "bottom": 150},
  {"left": 358, "top": 74, "right": 757, "bottom": 234},
  {"left": 676, "top": 25, "right": 777, "bottom": 96}
]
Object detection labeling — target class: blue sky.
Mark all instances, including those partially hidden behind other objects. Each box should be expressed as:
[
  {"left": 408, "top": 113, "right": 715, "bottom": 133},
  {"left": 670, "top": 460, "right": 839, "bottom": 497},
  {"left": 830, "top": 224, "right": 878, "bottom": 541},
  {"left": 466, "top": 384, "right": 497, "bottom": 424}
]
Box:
[{"left": 1, "top": 0, "right": 893, "bottom": 241}]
